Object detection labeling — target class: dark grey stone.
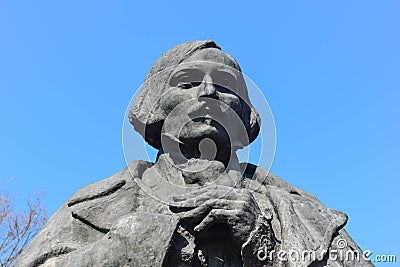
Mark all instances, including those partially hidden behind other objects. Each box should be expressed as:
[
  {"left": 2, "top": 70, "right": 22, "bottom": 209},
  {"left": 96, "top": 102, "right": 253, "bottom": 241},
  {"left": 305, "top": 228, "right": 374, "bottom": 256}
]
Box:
[{"left": 15, "top": 40, "right": 373, "bottom": 267}]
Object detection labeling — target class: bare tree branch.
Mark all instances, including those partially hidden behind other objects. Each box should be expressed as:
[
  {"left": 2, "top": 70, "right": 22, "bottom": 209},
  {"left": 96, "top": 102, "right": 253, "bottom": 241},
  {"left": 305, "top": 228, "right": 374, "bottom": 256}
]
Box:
[{"left": 0, "top": 191, "right": 47, "bottom": 267}]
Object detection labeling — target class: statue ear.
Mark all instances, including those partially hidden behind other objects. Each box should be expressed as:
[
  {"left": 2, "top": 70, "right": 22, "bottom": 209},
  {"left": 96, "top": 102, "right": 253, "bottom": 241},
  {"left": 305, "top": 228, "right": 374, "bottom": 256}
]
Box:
[
  {"left": 248, "top": 106, "right": 261, "bottom": 144},
  {"left": 129, "top": 106, "right": 164, "bottom": 150},
  {"left": 234, "top": 73, "right": 261, "bottom": 145},
  {"left": 238, "top": 101, "right": 261, "bottom": 146}
]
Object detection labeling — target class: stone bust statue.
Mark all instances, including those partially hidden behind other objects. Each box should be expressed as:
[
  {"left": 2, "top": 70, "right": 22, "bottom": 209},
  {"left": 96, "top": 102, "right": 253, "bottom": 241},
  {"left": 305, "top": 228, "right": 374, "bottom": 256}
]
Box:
[{"left": 15, "top": 40, "right": 373, "bottom": 267}]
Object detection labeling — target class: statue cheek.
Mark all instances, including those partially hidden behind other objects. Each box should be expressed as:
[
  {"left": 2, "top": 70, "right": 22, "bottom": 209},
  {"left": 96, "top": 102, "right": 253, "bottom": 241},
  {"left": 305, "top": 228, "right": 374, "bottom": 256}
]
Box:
[
  {"left": 153, "top": 93, "right": 188, "bottom": 116},
  {"left": 219, "top": 94, "right": 243, "bottom": 114}
]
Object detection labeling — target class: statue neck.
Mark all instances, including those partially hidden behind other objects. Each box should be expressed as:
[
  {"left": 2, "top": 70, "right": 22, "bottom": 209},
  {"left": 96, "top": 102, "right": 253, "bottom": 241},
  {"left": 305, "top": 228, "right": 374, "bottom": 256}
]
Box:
[
  {"left": 155, "top": 151, "right": 242, "bottom": 187},
  {"left": 159, "top": 133, "right": 236, "bottom": 167}
]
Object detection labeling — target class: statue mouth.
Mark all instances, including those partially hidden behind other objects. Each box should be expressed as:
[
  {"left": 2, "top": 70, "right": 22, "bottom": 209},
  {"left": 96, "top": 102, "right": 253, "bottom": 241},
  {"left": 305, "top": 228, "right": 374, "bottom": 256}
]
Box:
[
  {"left": 193, "top": 117, "right": 213, "bottom": 125},
  {"left": 188, "top": 101, "right": 222, "bottom": 123}
]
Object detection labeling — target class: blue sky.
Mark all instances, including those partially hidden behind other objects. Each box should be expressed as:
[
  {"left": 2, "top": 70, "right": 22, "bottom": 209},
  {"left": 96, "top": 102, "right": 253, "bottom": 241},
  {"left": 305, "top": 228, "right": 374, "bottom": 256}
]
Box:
[{"left": 1, "top": 1, "right": 399, "bottom": 264}]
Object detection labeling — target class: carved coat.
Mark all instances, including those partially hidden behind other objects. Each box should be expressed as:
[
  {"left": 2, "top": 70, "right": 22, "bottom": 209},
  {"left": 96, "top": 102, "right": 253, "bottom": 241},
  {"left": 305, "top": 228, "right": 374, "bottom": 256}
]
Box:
[{"left": 15, "top": 160, "right": 373, "bottom": 267}]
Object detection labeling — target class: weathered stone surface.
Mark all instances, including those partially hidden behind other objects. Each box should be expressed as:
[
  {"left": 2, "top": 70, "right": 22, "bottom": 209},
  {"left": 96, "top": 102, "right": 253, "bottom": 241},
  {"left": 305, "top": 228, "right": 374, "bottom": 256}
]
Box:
[{"left": 15, "top": 40, "right": 373, "bottom": 266}]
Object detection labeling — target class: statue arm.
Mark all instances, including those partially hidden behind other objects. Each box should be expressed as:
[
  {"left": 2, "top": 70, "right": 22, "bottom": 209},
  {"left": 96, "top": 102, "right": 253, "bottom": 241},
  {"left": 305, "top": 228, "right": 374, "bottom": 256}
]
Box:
[
  {"left": 68, "top": 212, "right": 180, "bottom": 267},
  {"left": 16, "top": 212, "right": 180, "bottom": 267}
]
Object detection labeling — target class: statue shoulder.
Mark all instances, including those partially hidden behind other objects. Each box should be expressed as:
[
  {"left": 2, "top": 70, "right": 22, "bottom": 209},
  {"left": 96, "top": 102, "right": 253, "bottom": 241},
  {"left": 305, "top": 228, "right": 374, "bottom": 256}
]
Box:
[
  {"left": 240, "top": 162, "right": 321, "bottom": 202},
  {"left": 239, "top": 162, "right": 355, "bottom": 266},
  {"left": 67, "top": 160, "right": 152, "bottom": 207},
  {"left": 14, "top": 160, "right": 154, "bottom": 267}
]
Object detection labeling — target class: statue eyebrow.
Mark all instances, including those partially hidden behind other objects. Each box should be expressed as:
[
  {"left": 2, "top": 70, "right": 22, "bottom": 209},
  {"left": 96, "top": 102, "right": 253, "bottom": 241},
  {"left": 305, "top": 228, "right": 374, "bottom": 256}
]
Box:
[
  {"left": 212, "top": 69, "right": 237, "bottom": 79},
  {"left": 170, "top": 68, "right": 204, "bottom": 84},
  {"left": 172, "top": 68, "right": 203, "bottom": 75}
]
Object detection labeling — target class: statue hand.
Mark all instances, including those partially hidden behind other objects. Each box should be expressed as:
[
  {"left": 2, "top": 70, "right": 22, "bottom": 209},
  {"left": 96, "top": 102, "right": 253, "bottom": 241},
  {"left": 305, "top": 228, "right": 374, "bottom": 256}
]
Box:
[{"left": 170, "top": 184, "right": 261, "bottom": 245}]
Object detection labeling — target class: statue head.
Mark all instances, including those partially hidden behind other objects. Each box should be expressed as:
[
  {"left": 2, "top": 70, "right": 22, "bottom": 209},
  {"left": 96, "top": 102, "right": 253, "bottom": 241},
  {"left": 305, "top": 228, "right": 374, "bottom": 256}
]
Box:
[{"left": 129, "top": 40, "right": 260, "bottom": 163}]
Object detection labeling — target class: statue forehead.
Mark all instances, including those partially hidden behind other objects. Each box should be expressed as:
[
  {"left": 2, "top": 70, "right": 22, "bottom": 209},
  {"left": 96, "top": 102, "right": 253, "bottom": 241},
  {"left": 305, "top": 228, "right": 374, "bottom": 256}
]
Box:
[{"left": 182, "top": 48, "right": 238, "bottom": 69}]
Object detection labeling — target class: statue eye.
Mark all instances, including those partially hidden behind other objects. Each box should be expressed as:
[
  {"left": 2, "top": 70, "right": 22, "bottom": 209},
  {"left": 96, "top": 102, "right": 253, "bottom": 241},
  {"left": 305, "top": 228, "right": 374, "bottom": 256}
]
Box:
[
  {"left": 178, "top": 81, "right": 201, "bottom": 89},
  {"left": 213, "top": 71, "right": 237, "bottom": 93},
  {"left": 170, "top": 69, "right": 204, "bottom": 88},
  {"left": 175, "top": 73, "right": 201, "bottom": 89},
  {"left": 215, "top": 78, "right": 234, "bottom": 93}
]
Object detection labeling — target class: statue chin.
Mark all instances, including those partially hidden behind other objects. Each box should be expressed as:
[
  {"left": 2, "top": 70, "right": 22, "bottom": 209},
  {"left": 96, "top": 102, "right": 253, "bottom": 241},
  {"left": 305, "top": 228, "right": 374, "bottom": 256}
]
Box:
[{"left": 160, "top": 125, "right": 233, "bottom": 166}]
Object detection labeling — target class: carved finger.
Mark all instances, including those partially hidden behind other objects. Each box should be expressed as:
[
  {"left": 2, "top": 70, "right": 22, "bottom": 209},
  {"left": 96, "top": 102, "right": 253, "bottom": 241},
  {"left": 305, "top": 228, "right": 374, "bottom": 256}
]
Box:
[
  {"left": 173, "top": 184, "right": 248, "bottom": 201},
  {"left": 176, "top": 192, "right": 247, "bottom": 208},
  {"left": 172, "top": 185, "right": 218, "bottom": 201},
  {"left": 178, "top": 203, "right": 212, "bottom": 222},
  {"left": 194, "top": 209, "right": 237, "bottom": 233},
  {"left": 177, "top": 198, "right": 243, "bottom": 216}
]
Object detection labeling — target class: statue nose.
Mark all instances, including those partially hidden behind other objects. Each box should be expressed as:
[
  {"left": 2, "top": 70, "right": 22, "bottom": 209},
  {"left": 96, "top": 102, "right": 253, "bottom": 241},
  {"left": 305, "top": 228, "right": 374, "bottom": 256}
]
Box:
[{"left": 198, "top": 74, "right": 218, "bottom": 99}]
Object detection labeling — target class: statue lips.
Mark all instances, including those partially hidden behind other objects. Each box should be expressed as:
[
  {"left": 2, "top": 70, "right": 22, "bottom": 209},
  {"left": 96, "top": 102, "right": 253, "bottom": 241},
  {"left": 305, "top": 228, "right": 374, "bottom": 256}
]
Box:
[{"left": 188, "top": 100, "right": 225, "bottom": 126}]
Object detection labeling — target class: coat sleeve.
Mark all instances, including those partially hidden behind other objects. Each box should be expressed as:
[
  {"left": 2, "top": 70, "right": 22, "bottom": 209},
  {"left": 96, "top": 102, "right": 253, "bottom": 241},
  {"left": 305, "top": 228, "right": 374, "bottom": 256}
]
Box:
[
  {"left": 325, "top": 229, "right": 374, "bottom": 266},
  {"left": 38, "top": 212, "right": 180, "bottom": 267},
  {"left": 242, "top": 163, "right": 374, "bottom": 266},
  {"left": 14, "top": 160, "right": 159, "bottom": 267}
]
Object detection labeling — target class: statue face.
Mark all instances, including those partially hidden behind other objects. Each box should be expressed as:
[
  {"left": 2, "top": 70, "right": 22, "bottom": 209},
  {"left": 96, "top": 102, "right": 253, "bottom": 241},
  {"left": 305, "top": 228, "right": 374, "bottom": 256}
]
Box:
[{"left": 152, "top": 48, "right": 247, "bottom": 154}]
